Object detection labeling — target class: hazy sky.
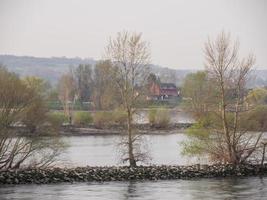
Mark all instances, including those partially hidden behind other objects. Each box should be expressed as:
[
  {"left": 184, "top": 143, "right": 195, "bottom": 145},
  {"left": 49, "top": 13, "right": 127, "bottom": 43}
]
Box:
[{"left": 0, "top": 0, "right": 266, "bottom": 69}]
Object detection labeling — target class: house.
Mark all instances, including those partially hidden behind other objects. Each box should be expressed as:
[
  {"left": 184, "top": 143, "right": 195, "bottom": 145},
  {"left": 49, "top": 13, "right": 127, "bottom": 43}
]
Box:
[{"left": 149, "top": 82, "right": 179, "bottom": 100}]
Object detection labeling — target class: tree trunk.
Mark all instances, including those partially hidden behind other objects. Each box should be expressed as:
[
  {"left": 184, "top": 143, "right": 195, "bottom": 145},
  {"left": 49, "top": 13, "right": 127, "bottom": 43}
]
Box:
[
  {"left": 261, "top": 143, "right": 266, "bottom": 168},
  {"left": 220, "top": 83, "right": 233, "bottom": 164},
  {"left": 127, "top": 109, "right": 136, "bottom": 167}
]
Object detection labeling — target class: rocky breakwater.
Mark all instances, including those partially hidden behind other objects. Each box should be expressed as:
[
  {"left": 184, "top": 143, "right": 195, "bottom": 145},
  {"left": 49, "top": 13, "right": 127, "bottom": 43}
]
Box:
[{"left": 0, "top": 164, "right": 266, "bottom": 184}]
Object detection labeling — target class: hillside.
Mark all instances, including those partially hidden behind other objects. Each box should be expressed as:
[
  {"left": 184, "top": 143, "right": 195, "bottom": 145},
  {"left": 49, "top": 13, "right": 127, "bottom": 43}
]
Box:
[
  {"left": 0, "top": 55, "right": 96, "bottom": 84},
  {"left": 0, "top": 55, "right": 266, "bottom": 87}
]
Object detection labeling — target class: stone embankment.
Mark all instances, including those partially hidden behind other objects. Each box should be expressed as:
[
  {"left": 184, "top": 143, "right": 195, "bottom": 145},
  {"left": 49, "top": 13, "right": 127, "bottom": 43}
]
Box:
[{"left": 0, "top": 164, "right": 266, "bottom": 184}]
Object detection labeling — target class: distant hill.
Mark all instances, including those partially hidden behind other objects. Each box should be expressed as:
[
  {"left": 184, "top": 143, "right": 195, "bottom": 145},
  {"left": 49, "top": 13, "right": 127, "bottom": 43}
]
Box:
[
  {"left": 0, "top": 54, "right": 266, "bottom": 87},
  {"left": 0, "top": 55, "right": 96, "bottom": 84},
  {"left": 0, "top": 55, "right": 195, "bottom": 86}
]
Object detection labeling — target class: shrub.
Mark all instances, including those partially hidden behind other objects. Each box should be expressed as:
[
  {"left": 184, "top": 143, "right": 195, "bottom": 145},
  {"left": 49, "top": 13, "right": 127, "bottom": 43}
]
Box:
[
  {"left": 149, "top": 108, "right": 170, "bottom": 128},
  {"left": 155, "top": 109, "right": 171, "bottom": 128},
  {"left": 73, "top": 111, "right": 93, "bottom": 126},
  {"left": 93, "top": 110, "right": 127, "bottom": 128},
  {"left": 148, "top": 108, "right": 157, "bottom": 125},
  {"left": 47, "top": 112, "right": 68, "bottom": 127},
  {"left": 93, "top": 111, "right": 113, "bottom": 128},
  {"left": 112, "top": 109, "right": 127, "bottom": 125}
]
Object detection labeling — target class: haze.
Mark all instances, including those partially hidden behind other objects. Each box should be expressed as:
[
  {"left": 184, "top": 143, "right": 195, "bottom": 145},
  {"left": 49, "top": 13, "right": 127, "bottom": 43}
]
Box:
[{"left": 0, "top": 0, "right": 266, "bottom": 69}]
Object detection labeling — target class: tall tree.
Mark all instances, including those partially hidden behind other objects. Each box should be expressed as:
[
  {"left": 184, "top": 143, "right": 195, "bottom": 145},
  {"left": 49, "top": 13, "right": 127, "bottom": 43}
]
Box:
[
  {"left": 74, "top": 64, "right": 93, "bottom": 102},
  {"left": 205, "top": 31, "right": 258, "bottom": 164},
  {"left": 182, "top": 71, "right": 217, "bottom": 118},
  {"left": 92, "top": 60, "right": 120, "bottom": 110},
  {"left": 21, "top": 76, "right": 50, "bottom": 133},
  {"left": 146, "top": 73, "right": 160, "bottom": 96},
  {"left": 58, "top": 72, "right": 76, "bottom": 123},
  {"left": 106, "top": 31, "right": 150, "bottom": 167},
  {"left": 183, "top": 32, "right": 263, "bottom": 165}
]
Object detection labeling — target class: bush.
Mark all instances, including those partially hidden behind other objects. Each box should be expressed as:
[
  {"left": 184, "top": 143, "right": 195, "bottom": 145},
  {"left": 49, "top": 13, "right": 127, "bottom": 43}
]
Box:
[
  {"left": 47, "top": 112, "right": 68, "bottom": 127},
  {"left": 93, "top": 111, "right": 113, "bottom": 128},
  {"left": 155, "top": 109, "right": 171, "bottom": 128},
  {"left": 149, "top": 108, "right": 170, "bottom": 128},
  {"left": 148, "top": 108, "right": 157, "bottom": 125},
  {"left": 112, "top": 109, "right": 127, "bottom": 125},
  {"left": 93, "top": 110, "right": 127, "bottom": 128},
  {"left": 73, "top": 111, "right": 93, "bottom": 126}
]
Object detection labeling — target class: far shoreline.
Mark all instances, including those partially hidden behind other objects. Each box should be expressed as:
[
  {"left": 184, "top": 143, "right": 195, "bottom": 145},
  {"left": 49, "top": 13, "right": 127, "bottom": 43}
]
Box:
[
  {"left": 14, "top": 123, "right": 194, "bottom": 136},
  {"left": 60, "top": 123, "right": 193, "bottom": 136}
]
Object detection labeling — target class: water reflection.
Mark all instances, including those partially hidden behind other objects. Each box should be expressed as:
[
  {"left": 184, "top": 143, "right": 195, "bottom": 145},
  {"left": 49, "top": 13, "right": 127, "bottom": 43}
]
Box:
[
  {"left": 0, "top": 177, "right": 266, "bottom": 200},
  {"left": 122, "top": 181, "right": 138, "bottom": 200}
]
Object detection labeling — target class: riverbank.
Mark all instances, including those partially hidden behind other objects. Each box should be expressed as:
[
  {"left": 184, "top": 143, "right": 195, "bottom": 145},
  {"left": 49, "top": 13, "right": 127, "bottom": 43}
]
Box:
[
  {"left": 0, "top": 164, "right": 266, "bottom": 184},
  {"left": 59, "top": 123, "right": 193, "bottom": 136},
  {"left": 15, "top": 123, "right": 193, "bottom": 136}
]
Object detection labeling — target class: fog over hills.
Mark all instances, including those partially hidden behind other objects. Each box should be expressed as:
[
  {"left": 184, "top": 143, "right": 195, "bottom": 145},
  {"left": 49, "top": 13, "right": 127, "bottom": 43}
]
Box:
[
  {"left": 0, "top": 55, "right": 96, "bottom": 84},
  {"left": 0, "top": 54, "right": 266, "bottom": 88}
]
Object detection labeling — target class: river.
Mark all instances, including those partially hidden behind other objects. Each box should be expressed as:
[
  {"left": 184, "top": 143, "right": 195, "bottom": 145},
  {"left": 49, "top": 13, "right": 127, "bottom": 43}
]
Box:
[
  {"left": 0, "top": 177, "right": 266, "bottom": 200},
  {"left": 58, "top": 133, "right": 206, "bottom": 167},
  {"left": 0, "top": 134, "right": 266, "bottom": 199}
]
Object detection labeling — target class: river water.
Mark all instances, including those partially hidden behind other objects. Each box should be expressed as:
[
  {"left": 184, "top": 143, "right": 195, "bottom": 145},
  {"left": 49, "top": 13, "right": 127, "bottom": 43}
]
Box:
[
  {"left": 0, "top": 177, "right": 266, "bottom": 200},
  {"left": 0, "top": 134, "right": 266, "bottom": 199},
  {"left": 58, "top": 133, "right": 205, "bottom": 167}
]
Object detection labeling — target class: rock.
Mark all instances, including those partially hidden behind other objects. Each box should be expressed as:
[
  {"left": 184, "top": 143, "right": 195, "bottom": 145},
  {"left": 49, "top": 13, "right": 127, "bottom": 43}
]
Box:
[
  {"left": 0, "top": 164, "right": 266, "bottom": 184},
  {"left": 6, "top": 178, "right": 12, "bottom": 184}
]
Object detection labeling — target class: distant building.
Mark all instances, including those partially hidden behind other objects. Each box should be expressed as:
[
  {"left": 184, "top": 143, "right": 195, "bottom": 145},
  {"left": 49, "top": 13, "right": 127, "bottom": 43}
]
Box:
[{"left": 149, "top": 82, "right": 179, "bottom": 100}]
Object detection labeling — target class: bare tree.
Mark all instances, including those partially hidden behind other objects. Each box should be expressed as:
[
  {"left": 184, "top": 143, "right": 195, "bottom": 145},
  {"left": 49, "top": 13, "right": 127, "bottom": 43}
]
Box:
[
  {"left": 0, "top": 67, "right": 64, "bottom": 170},
  {"left": 58, "top": 72, "right": 76, "bottom": 123},
  {"left": 204, "top": 31, "right": 262, "bottom": 165},
  {"left": 106, "top": 31, "right": 150, "bottom": 167}
]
